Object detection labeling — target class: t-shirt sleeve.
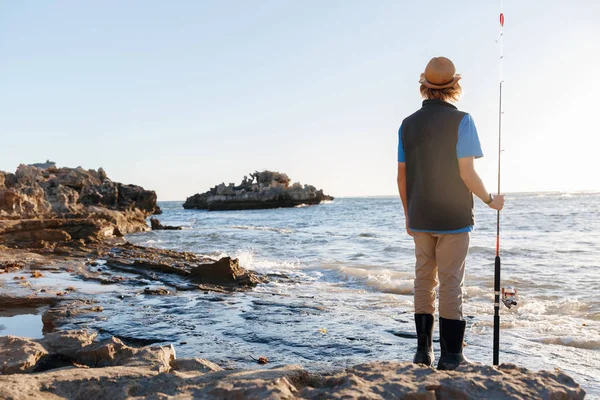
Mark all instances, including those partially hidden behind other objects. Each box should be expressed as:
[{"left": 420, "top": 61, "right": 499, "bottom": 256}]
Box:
[
  {"left": 457, "top": 114, "right": 484, "bottom": 159},
  {"left": 397, "top": 125, "right": 406, "bottom": 162}
]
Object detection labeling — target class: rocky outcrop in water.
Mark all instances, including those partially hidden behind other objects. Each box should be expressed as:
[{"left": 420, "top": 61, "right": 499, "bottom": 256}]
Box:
[
  {"left": 183, "top": 170, "right": 334, "bottom": 211},
  {"left": 150, "top": 218, "right": 182, "bottom": 231},
  {"left": 0, "top": 164, "right": 161, "bottom": 248},
  {"left": 96, "top": 242, "right": 265, "bottom": 289},
  {"left": 0, "top": 333, "right": 586, "bottom": 399}
]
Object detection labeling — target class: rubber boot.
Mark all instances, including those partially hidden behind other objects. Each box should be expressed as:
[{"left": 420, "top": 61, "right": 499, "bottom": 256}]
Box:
[
  {"left": 413, "top": 314, "right": 435, "bottom": 367},
  {"left": 437, "top": 317, "right": 470, "bottom": 370}
]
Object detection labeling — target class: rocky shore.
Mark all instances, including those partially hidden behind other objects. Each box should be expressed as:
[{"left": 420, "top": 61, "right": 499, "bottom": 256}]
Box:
[
  {"left": 0, "top": 163, "right": 264, "bottom": 319},
  {"left": 0, "top": 331, "right": 586, "bottom": 399},
  {"left": 0, "top": 164, "right": 587, "bottom": 399},
  {"left": 183, "top": 171, "right": 334, "bottom": 211}
]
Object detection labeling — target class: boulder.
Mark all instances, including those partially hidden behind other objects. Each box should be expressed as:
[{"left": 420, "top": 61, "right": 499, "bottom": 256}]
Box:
[
  {"left": 0, "top": 336, "right": 48, "bottom": 374},
  {"left": 183, "top": 170, "right": 333, "bottom": 211},
  {"left": 189, "top": 256, "right": 259, "bottom": 285},
  {"left": 74, "top": 337, "right": 175, "bottom": 373},
  {"left": 120, "top": 344, "right": 176, "bottom": 373},
  {"left": 74, "top": 337, "right": 137, "bottom": 367},
  {"left": 40, "top": 330, "right": 98, "bottom": 359}
]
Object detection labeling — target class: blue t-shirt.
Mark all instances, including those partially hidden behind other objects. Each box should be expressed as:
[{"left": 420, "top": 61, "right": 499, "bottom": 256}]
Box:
[{"left": 397, "top": 113, "right": 483, "bottom": 234}]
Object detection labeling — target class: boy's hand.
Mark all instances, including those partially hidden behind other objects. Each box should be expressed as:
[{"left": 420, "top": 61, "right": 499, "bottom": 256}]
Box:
[{"left": 488, "top": 194, "right": 505, "bottom": 211}]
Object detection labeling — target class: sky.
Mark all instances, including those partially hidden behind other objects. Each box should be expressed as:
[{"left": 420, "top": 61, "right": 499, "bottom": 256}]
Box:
[{"left": 1, "top": 0, "right": 599, "bottom": 200}]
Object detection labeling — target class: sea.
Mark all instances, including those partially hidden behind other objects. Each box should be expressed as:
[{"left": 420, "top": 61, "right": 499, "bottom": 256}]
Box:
[{"left": 112, "top": 193, "right": 597, "bottom": 395}]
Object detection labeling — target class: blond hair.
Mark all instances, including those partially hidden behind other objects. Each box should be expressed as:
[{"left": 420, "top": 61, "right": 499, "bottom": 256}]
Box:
[{"left": 420, "top": 82, "right": 463, "bottom": 102}]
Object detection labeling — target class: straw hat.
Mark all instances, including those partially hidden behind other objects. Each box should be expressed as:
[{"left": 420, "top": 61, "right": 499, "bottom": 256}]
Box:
[{"left": 419, "top": 57, "right": 461, "bottom": 89}]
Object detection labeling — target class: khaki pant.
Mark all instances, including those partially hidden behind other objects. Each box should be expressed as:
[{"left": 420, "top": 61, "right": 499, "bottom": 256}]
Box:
[{"left": 412, "top": 231, "right": 470, "bottom": 320}]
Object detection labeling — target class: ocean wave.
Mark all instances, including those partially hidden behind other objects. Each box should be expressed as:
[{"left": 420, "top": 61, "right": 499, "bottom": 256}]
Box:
[
  {"left": 588, "top": 312, "right": 600, "bottom": 321},
  {"left": 538, "top": 336, "right": 600, "bottom": 350},
  {"left": 231, "top": 225, "right": 293, "bottom": 234},
  {"left": 468, "top": 310, "right": 600, "bottom": 347},
  {"left": 554, "top": 249, "right": 586, "bottom": 254},
  {"left": 225, "top": 249, "right": 304, "bottom": 276},
  {"left": 518, "top": 298, "right": 591, "bottom": 316},
  {"left": 141, "top": 239, "right": 164, "bottom": 245},
  {"left": 363, "top": 278, "right": 414, "bottom": 295},
  {"left": 463, "top": 286, "right": 489, "bottom": 298},
  {"left": 321, "top": 264, "right": 414, "bottom": 295}
]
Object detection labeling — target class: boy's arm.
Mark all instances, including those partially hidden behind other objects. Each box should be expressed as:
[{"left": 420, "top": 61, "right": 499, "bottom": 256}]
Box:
[{"left": 458, "top": 157, "right": 505, "bottom": 210}]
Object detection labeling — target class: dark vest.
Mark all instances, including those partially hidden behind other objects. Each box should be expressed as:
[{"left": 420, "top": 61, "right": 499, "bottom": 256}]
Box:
[{"left": 401, "top": 99, "right": 474, "bottom": 231}]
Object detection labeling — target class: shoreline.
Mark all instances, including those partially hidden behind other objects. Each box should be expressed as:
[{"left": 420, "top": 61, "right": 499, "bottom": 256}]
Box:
[{"left": 0, "top": 243, "right": 588, "bottom": 399}]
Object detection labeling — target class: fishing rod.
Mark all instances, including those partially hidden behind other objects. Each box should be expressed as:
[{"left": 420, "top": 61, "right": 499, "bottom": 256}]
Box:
[{"left": 493, "top": 1, "right": 505, "bottom": 367}]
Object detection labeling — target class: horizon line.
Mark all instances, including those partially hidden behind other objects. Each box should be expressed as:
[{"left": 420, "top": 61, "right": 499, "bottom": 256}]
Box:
[{"left": 157, "top": 189, "right": 600, "bottom": 202}]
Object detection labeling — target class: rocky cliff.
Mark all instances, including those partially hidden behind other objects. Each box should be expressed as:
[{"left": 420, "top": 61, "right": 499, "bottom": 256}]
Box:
[
  {"left": 183, "top": 171, "right": 334, "bottom": 211},
  {"left": 0, "top": 164, "right": 160, "bottom": 248}
]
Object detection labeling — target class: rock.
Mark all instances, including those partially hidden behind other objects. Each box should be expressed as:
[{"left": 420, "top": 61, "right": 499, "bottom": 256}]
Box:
[
  {"left": 73, "top": 337, "right": 135, "bottom": 367},
  {"left": 40, "top": 330, "right": 98, "bottom": 359},
  {"left": 0, "top": 365, "right": 158, "bottom": 400},
  {"left": 299, "top": 361, "right": 586, "bottom": 399},
  {"left": 1, "top": 228, "right": 72, "bottom": 248},
  {"left": 121, "top": 344, "right": 176, "bottom": 373},
  {"left": 143, "top": 287, "right": 171, "bottom": 295},
  {"left": 0, "top": 363, "right": 305, "bottom": 399},
  {"left": 0, "top": 261, "right": 23, "bottom": 273},
  {"left": 74, "top": 337, "right": 175, "bottom": 373},
  {"left": 170, "top": 358, "right": 223, "bottom": 374},
  {"left": 0, "top": 164, "right": 161, "bottom": 248},
  {"left": 150, "top": 218, "right": 182, "bottom": 231},
  {"left": 28, "top": 160, "right": 56, "bottom": 170},
  {"left": 183, "top": 170, "right": 334, "bottom": 211},
  {"left": 189, "top": 257, "right": 260, "bottom": 285},
  {"left": 0, "top": 294, "right": 58, "bottom": 310},
  {"left": 0, "top": 336, "right": 48, "bottom": 374},
  {"left": 0, "top": 357, "right": 586, "bottom": 399},
  {"left": 204, "top": 369, "right": 301, "bottom": 400},
  {"left": 42, "top": 301, "right": 103, "bottom": 333}
]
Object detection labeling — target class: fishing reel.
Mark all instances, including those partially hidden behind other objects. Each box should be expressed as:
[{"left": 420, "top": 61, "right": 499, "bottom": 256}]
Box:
[{"left": 501, "top": 287, "right": 518, "bottom": 308}]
